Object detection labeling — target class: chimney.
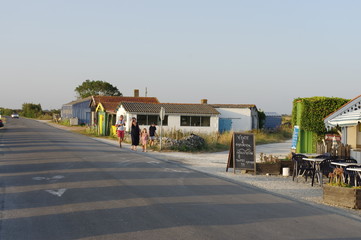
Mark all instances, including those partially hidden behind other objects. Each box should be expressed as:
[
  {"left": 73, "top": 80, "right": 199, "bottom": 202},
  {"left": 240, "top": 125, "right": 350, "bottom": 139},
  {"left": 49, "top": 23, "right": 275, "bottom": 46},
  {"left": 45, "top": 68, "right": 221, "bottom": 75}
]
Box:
[
  {"left": 201, "top": 99, "right": 208, "bottom": 104},
  {"left": 134, "top": 89, "right": 139, "bottom": 97}
]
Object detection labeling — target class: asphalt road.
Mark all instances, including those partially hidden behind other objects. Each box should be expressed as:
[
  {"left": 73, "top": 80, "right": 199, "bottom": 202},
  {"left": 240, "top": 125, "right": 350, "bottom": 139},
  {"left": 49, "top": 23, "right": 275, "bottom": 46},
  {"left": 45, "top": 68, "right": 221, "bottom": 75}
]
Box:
[{"left": 0, "top": 117, "right": 360, "bottom": 240}]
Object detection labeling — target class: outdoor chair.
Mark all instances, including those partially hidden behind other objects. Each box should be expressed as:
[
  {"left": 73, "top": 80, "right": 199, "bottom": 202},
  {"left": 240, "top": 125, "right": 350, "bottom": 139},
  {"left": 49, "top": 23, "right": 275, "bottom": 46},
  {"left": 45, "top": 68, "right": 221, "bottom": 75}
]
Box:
[
  {"left": 343, "top": 164, "right": 361, "bottom": 186},
  {"left": 315, "top": 153, "right": 331, "bottom": 159},
  {"left": 292, "top": 154, "right": 311, "bottom": 182},
  {"left": 319, "top": 158, "right": 337, "bottom": 181},
  {"left": 310, "top": 156, "right": 334, "bottom": 187}
]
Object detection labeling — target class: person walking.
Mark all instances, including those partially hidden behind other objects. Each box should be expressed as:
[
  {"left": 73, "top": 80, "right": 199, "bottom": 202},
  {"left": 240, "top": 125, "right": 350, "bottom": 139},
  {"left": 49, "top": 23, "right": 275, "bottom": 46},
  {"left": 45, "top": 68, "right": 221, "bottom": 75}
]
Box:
[
  {"left": 149, "top": 122, "right": 157, "bottom": 147},
  {"left": 130, "top": 118, "right": 140, "bottom": 151},
  {"left": 140, "top": 128, "right": 149, "bottom": 152},
  {"left": 115, "top": 115, "right": 126, "bottom": 148}
]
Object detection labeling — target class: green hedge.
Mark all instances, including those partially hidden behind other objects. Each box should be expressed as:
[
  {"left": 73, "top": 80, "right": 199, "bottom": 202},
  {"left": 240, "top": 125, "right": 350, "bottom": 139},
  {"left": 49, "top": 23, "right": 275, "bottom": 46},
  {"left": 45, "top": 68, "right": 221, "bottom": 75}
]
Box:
[{"left": 292, "top": 97, "right": 349, "bottom": 136}]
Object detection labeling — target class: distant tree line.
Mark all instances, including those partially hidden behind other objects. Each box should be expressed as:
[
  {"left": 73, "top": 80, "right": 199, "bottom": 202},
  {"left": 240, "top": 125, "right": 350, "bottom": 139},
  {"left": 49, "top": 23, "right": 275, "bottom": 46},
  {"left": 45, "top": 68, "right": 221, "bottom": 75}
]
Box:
[{"left": 0, "top": 104, "right": 60, "bottom": 119}]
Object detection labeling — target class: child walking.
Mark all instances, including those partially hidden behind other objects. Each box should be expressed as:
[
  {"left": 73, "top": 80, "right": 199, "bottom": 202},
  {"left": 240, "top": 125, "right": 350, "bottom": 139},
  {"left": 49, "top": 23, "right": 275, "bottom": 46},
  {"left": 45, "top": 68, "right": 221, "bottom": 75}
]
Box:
[{"left": 141, "top": 128, "right": 149, "bottom": 152}]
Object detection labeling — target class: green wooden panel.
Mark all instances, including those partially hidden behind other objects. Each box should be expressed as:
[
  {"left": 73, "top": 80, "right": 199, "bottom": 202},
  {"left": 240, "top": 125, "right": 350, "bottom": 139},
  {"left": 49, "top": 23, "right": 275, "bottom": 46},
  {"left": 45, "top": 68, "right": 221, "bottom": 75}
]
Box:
[{"left": 297, "top": 129, "right": 315, "bottom": 153}]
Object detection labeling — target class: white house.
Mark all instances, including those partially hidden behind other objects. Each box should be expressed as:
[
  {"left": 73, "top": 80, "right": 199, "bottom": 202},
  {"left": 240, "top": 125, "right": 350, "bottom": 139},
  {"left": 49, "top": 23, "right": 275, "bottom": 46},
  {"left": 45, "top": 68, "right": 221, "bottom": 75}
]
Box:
[
  {"left": 324, "top": 95, "right": 361, "bottom": 163},
  {"left": 116, "top": 102, "right": 220, "bottom": 134},
  {"left": 210, "top": 104, "right": 259, "bottom": 132}
]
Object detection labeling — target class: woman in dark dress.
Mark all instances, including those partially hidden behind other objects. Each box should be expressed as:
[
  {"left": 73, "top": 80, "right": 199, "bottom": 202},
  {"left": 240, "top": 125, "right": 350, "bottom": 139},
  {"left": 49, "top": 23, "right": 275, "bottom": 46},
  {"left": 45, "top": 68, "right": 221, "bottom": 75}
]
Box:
[{"left": 130, "top": 118, "right": 140, "bottom": 151}]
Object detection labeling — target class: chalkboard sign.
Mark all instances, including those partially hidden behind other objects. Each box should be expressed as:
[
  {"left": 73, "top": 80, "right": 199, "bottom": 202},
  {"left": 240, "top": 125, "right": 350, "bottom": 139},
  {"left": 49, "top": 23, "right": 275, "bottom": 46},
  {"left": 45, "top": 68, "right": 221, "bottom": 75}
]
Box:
[{"left": 226, "top": 132, "right": 256, "bottom": 173}]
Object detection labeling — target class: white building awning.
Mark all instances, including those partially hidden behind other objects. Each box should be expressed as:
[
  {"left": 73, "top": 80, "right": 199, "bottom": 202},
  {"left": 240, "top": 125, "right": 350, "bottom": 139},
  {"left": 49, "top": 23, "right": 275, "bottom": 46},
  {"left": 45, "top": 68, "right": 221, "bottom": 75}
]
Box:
[{"left": 326, "top": 109, "right": 361, "bottom": 127}]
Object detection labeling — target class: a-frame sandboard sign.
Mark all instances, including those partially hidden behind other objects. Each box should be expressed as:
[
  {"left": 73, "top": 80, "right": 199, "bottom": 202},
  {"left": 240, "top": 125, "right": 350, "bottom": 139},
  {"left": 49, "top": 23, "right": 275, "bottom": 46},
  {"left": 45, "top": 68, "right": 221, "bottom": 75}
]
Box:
[{"left": 226, "top": 132, "right": 256, "bottom": 174}]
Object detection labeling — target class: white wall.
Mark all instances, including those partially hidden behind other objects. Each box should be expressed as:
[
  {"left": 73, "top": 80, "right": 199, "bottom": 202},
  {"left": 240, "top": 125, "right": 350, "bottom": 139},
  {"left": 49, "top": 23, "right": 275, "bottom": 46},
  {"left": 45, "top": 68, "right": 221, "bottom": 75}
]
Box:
[
  {"left": 116, "top": 107, "right": 219, "bottom": 134},
  {"left": 161, "top": 115, "right": 219, "bottom": 134},
  {"left": 358, "top": 124, "right": 361, "bottom": 146},
  {"left": 216, "top": 108, "right": 253, "bottom": 131},
  {"left": 116, "top": 106, "right": 136, "bottom": 132},
  {"left": 139, "top": 115, "right": 218, "bottom": 134},
  {"left": 350, "top": 149, "right": 361, "bottom": 164}
]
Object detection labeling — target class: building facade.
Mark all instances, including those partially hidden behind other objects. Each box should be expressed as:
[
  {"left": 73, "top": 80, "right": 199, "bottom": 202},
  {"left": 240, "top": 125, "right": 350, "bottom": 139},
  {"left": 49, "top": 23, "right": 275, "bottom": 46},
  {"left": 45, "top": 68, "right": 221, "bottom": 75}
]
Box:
[
  {"left": 324, "top": 95, "right": 361, "bottom": 163},
  {"left": 61, "top": 97, "right": 92, "bottom": 125},
  {"left": 116, "top": 102, "right": 220, "bottom": 134},
  {"left": 264, "top": 112, "right": 282, "bottom": 130},
  {"left": 210, "top": 104, "right": 259, "bottom": 133}
]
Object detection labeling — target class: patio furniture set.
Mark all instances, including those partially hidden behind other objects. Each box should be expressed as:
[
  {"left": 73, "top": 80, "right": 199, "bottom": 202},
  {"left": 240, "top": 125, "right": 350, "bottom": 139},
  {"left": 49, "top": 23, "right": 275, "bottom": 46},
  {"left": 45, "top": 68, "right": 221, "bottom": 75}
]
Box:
[{"left": 291, "top": 153, "right": 361, "bottom": 187}]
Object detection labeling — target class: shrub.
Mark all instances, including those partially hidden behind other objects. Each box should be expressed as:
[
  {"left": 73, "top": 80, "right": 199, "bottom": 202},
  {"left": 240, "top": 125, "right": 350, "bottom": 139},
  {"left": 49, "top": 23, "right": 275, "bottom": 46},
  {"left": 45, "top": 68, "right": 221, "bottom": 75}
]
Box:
[{"left": 292, "top": 97, "right": 349, "bottom": 136}]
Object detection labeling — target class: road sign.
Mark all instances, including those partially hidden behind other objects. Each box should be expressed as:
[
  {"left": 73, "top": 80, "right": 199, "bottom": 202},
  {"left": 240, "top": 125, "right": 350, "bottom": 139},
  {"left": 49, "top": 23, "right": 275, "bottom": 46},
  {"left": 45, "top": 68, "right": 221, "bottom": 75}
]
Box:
[
  {"left": 160, "top": 107, "right": 165, "bottom": 121},
  {"left": 159, "top": 107, "right": 165, "bottom": 151}
]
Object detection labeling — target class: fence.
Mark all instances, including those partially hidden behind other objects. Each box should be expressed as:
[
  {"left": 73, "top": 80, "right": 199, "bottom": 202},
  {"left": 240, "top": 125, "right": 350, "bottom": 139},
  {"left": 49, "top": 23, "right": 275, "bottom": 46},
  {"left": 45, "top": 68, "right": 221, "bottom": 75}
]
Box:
[{"left": 316, "top": 141, "right": 351, "bottom": 158}]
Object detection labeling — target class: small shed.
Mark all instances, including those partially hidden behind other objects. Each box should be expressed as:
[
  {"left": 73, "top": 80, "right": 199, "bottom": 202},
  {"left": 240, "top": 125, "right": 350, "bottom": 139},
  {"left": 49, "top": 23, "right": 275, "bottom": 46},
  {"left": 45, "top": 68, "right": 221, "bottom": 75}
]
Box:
[
  {"left": 264, "top": 112, "right": 282, "bottom": 130},
  {"left": 210, "top": 104, "right": 259, "bottom": 133},
  {"left": 95, "top": 102, "right": 119, "bottom": 136},
  {"left": 61, "top": 97, "right": 92, "bottom": 125}
]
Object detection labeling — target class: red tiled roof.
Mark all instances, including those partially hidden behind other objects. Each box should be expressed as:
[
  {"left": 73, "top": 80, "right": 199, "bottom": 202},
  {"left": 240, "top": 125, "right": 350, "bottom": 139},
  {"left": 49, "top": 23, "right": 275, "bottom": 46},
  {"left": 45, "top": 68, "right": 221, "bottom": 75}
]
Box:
[
  {"left": 93, "top": 96, "right": 159, "bottom": 104},
  {"left": 100, "top": 102, "right": 120, "bottom": 113},
  {"left": 91, "top": 95, "right": 159, "bottom": 109}
]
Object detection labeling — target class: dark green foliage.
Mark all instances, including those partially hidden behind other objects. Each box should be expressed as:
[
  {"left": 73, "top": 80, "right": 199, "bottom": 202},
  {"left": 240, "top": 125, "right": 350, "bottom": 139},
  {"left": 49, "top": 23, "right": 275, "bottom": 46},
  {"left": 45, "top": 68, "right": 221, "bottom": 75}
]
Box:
[
  {"left": 75, "top": 80, "right": 122, "bottom": 98},
  {"left": 258, "top": 110, "right": 266, "bottom": 129},
  {"left": 22, "top": 103, "right": 43, "bottom": 118},
  {"left": 292, "top": 97, "right": 349, "bottom": 136},
  {"left": 0, "top": 108, "right": 15, "bottom": 116}
]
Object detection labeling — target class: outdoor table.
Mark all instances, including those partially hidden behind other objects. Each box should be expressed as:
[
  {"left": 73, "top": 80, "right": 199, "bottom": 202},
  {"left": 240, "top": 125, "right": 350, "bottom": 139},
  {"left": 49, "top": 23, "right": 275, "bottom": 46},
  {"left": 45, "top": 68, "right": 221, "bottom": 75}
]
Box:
[
  {"left": 299, "top": 153, "right": 320, "bottom": 158},
  {"left": 331, "top": 162, "right": 361, "bottom": 184},
  {"left": 303, "top": 158, "right": 326, "bottom": 186},
  {"left": 345, "top": 167, "right": 361, "bottom": 187}
]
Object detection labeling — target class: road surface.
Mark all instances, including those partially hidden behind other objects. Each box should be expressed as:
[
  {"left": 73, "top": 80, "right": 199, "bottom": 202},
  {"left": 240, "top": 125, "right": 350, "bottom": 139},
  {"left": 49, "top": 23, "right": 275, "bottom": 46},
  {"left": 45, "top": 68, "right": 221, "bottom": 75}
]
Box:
[{"left": 0, "top": 118, "right": 360, "bottom": 239}]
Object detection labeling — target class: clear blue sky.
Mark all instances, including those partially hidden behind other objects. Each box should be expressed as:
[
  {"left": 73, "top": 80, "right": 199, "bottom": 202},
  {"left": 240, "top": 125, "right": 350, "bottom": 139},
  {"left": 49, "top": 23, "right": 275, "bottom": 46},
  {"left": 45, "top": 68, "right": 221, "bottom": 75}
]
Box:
[{"left": 1, "top": 0, "right": 360, "bottom": 114}]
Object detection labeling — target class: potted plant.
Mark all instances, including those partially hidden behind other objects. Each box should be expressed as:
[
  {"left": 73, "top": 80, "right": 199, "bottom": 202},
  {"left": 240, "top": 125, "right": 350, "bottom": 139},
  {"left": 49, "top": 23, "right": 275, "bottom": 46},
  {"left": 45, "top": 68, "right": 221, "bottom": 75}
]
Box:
[
  {"left": 256, "top": 153, "right": 281, "bottom": 175},
  {"left": 323, "top": 168, "right": 361, "bottom": 209}
]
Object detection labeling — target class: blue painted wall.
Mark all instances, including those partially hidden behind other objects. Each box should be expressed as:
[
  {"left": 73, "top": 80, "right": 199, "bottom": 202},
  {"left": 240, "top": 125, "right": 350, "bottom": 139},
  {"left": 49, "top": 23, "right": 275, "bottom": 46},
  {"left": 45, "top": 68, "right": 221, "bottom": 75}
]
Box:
[
  {"left": 219, "top": 118, "right": 232, "bottom": 133},
  {"left": 61, "top": 99, "right": 91, "bottom": 125},
  {"left": 264, "top": 112, "right": 282, "bottom": 129}
]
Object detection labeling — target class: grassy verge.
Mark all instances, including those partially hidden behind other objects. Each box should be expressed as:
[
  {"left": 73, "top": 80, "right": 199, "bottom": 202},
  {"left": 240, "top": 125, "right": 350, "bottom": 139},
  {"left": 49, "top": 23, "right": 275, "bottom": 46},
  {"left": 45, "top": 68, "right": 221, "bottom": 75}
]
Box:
[
  {"left": 196, "top": 128, "right": 292, "bottom": 152},
  {"left": 51, "top": 120, "right": 292, "bottom": 153},
  {"left": 156, "top": 127, "right": 292, "bottom": 152}
]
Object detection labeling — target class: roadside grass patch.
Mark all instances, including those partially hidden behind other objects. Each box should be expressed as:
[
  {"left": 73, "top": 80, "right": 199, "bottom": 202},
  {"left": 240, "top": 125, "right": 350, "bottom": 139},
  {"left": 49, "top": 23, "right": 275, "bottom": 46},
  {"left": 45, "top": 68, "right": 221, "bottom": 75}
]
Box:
[{"left": 54, "top": 120, "right": 292, "bottom": 153}]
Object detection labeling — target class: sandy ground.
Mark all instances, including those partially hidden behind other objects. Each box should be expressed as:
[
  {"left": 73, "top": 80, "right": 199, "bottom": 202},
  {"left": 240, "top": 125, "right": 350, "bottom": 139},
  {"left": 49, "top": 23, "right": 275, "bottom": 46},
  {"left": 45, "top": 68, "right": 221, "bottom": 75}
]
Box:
[{"left": 39, "top": 121, "right": 361, "bottom": 217}]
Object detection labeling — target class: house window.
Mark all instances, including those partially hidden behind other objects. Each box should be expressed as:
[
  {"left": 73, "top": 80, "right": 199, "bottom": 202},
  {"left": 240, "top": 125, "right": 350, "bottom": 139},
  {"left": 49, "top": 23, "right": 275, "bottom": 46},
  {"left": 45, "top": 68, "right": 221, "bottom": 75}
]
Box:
[
  {"left": 201, "top": 116, "right": 211, "bottom": 127},
  {"left": 137, "top": 115, "right": 168, "bottom": 126},
  {"left": 160, "top": 115, "right": 168, "bottom": 126},
  {"left": 192, "top": 116, "right": 201, "bottom": 126},
  {"left": 137, "top": 115, "right": 147, "bottom": 125},
  {"left": 181, "top": 116, "right": 191, "bottom": 126},
  {"left": 180, "top": 116, "right": 211, "bottom": 127},
  {"left": 148, "top": 115, "right": 158, "bottom": 125}
]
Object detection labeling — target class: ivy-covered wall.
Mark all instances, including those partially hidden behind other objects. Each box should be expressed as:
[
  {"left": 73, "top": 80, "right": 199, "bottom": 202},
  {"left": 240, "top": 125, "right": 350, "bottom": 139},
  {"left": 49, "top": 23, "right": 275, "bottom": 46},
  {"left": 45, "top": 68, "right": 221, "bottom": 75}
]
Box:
[{"left": 292, "top": 96, "right": 349, "bottom": 136}]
